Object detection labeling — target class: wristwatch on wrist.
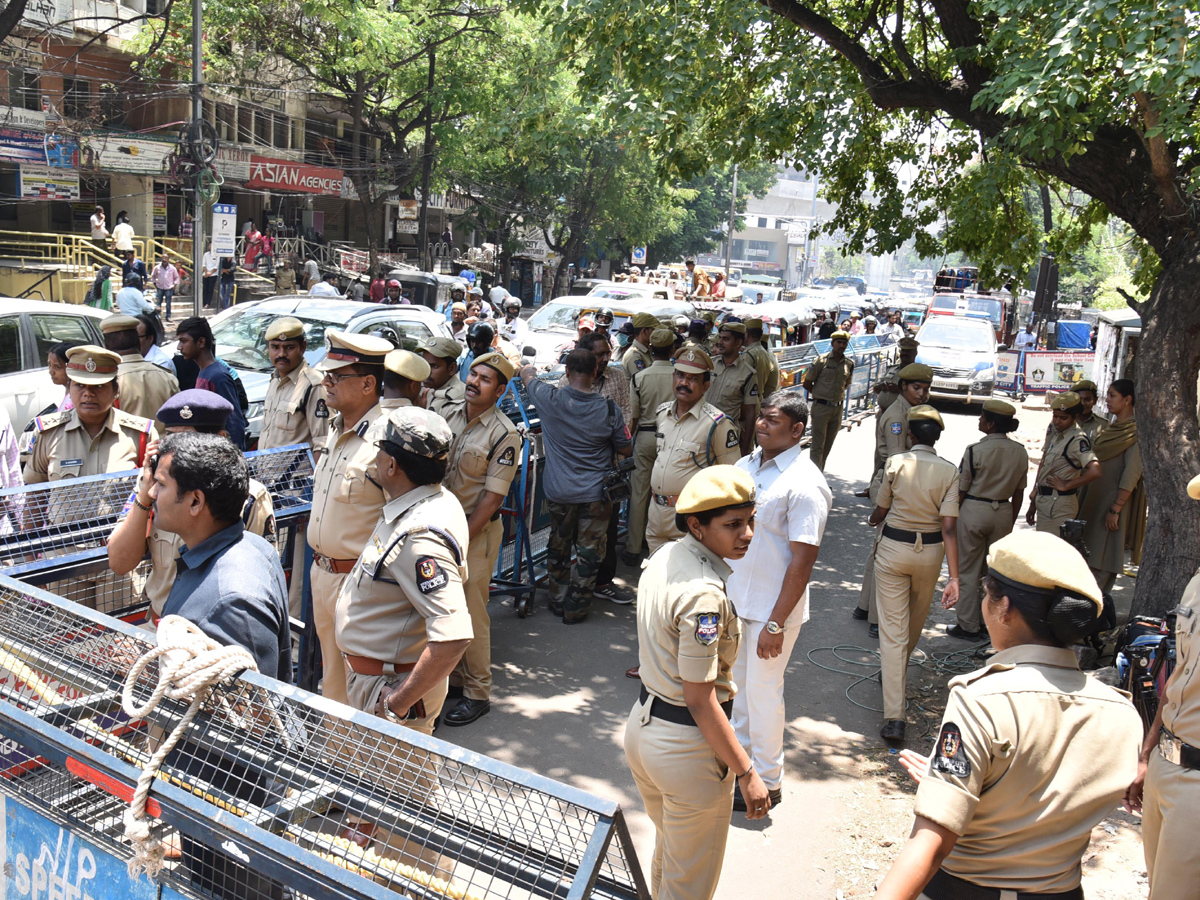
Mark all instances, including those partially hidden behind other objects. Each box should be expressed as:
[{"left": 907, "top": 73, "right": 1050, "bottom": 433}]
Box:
[{"left": 765, "top": 620, "right": 784, "bottom": 635}]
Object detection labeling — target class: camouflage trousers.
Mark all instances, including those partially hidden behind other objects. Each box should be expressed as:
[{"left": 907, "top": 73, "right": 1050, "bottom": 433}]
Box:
[{"left": 546, "top": 499, "right": 612, "bottom": 621}]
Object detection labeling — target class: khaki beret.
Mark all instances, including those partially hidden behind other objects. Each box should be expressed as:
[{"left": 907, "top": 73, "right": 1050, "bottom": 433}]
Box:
[
  {"left": 674, "top": 347, "right": 713, "bottom": 374},
  {"left": 830, "top": 331, "right": 851, "bottom": 341},
  {"left": 317, "top": 331, "right": 392, "bottom": 371},
  {"left": 418, "top": 337, "right": 463, "bottom": 361},
  {"left": 65, "top": 345, "right": 121, "bottom": 384},
  {"left": 264, "top": 316, "right": 305, "bottom": 342},
  {"left": 719, "top": 321, "right": 746, "bottom": 336},
  {"left": 379, "top": 407, "right": 452, "bottom": 461},
  {"left": 1189, "top": 474, "right": 1200, "bottom": 501},
  {"left": 898, "top": 337, "right": 919, "bottom": 349},
  {"left": 983, "top": 398, "right": 1016, "bottom": 416},
  {"left": 898, "top": 363, "right": 934, "bottom": 382},
  {"left": 384, "top": 349, "right": 431, "bottom": 382},
  {"left": 1074, "top": 379, "right": 1098, "bottom": 393},
  {"left": 701, "top": 311, "right": 717, "bottom": 324},
  {"left": 99, "top": 314, "right": 139, "bottom": 334},
  {"left": 987, "top": 531, "right": 1102, "bottom": 609},
  {"left": 743, "top": 317, "right": 763, "bottom": 330},
  {"left": 650, "top": 328, "right": 676, "bottom": 348},
  {"left": 471, "top": 351, "right": 515, "bottom": 382},
  {"left": 451, "top": 302, "right": 467, "bottom": 312},
  {"left": 907, "top": 404, "right": 944, "bottom": 427},
  {"left": 676, "top": 465, "right": 756, "bottom": 516},
  {"left": 631, "top": 312, "right": 659, "bottom": 329},
  {"left": 1050, "top": 392, "right": 1082, "bottom": 411}
]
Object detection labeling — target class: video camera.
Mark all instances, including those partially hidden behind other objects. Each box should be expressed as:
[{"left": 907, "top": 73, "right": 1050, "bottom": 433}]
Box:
[{"left": 601, "top": 457, "right": 637, "bottom": 503}]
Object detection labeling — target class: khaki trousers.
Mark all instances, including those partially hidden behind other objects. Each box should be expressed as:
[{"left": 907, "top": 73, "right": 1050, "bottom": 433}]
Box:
[
  {"left": 875, "top": 536, "right": 944, "bottom": 721},
  {"left": 626, "top": 430, "right": 657, "bottom": 556},
  {"left": 646, "top": 501, "right": 684, "bottom": 554},
  {"left": 856, "top": 522, "right": 883, "bottom": 624},
  {"left": 955, "top": 499, "right": 1013, "bottom": 633},
  {"left": 287, "top": 521, "right": 308, "bottom": 621},
  {"left": 310, "top": 564, "right": 350, "bottom": 704},
  {"left": 624, "top": 696, "right": 735, "bottom": 900},
  {"left": 450, "top": 518, "right": 502, "bottom": 701},
  {"left": 1034, "top": 492, "right": 1077, "bottom": 536},
  {"left": 1143, "top": 748, "right": 1200, "bottom": 900},
  {"left": 807, "top": 401, "right": 843, "bottom": 471}
]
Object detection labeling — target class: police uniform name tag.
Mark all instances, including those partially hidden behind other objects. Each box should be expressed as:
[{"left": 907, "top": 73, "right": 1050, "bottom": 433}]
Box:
[
  {"left": 931, "top": 723, "right": 971, "bottom": 777},
  {"left": 416, "top": 556, "right": 448, "bottom": 594},
  {"left": 61, "top": 459, "right": 84, "bottom": 467},
  {"left": 695, "top": 612, "right": 720, "bottom": 646}
]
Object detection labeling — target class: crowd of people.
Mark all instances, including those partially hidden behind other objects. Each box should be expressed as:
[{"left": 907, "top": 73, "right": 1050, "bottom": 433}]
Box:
[{"left": 2, "top": 292, "right": 1190, "bottom": 900}]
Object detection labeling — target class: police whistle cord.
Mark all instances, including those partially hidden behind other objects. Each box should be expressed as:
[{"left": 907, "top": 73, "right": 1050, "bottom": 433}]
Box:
[
  {"left": 119, "top": 616, "right": 261, "bottom": 880},
  {"left": 806, "top": 644, "right": 993, "bottom": 713}
]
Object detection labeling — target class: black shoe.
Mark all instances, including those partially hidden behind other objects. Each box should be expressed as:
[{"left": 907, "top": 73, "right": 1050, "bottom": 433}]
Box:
[
  {"left": 446, "top": 684, "right": 464, "bottom": 701},
  {"left": 562, "top": 614, "right": 588, "bottom": 625},
  {"left": 594, "top": 582, "right": 635, "bottom": 605},
  {"left": 947, "top": 624, "right": 988, "bottom": 642},
  {"left": 620, "top": 550, "right": 642, "bottom": 567},
  {"left": 868, "top": 624, "right": 879, "bottom": 639},
  {"left": 442, "top": 697, "right": 491, "bottom": 727},
  {"left": 880, "top": 719, "right": 906, "bottom": 742},
  {"left": 853, "top": 488, "right": 871, "bottom": 498},
  {"left": 851, "top": 607, "right": 868, "bottom": 621},
  {"left": 768, "top": 788, "right": 783, "bottom": 808}
]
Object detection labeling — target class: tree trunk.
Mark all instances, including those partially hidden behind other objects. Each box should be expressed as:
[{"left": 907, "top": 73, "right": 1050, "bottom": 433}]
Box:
[
  {"left": 553, "top": 231, "right": 583, "bottom": 297},
  {"left": 1129, "top": 239, "right": 1200, "bottom": 617}
]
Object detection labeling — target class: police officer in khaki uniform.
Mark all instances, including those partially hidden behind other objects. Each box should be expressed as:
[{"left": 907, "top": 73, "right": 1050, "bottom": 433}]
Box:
[
  {"left": 1026, "top": 392, "right": 1100, "bottom": 535},
  {"left": 379, "top": 348, "right": 430, "bottom": 415},
  {"left": 258, "top": 316, "right": 329, "bottom": 450},
  {"left": 308, "top": 331, "right": 392, "bottom": 704},
  {"left": 708, "top": 321, "right": 759, "bottom": 456},
  {"left": 420, "top": 336, "right": 466, "bottom": 417},
  {"left": 951, "top": 399, "right": 1029, "bottom": 641},
  {"left": 1072, "top": 379, "right": 1107, "bottom": 441},
  {"left": 441, "top": 352, "right": 522, "bottom": 727},
  {"left": 854, "top": 364, "right": 932, "bottom": 630},
  {"left": 621, "top": 312, "right": 658, "bottom": 380},
  {"left": 878, "top": 531, "right": 1139, "bottom": 900},
  {"left": 101, "top": 315, "right": 178, "bottom": 430},
  {"left": 625, "top": 466, "right": 769, "bottom": 900},
  {"left": 1129, "top": 473, "right": 1200, "bottom": 900},
  {"left": 873, "top": 337, "right": 919, "bottom": 415},
  {"left": 803, "top": 331, "right": 854, "bottom": 471},
  {"left": 646, "top": 348, "right": 740, "bottom": 553},
  {"left": 624, "top": 329, "right": 677, "bottom": 564},
  {"left": 868, "top": 405, "right": 960, "bottom": 743},
  {"left": 107, "top": 390, "right": 276, "bottom": 622},
  {"left": 742, "top": 318, "right": 780, "bottom": 400}
]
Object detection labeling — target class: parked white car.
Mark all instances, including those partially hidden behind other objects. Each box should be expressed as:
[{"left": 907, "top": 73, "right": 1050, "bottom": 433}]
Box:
[{"left": 0, "top": 298, "right": 108, "bottom": 433}]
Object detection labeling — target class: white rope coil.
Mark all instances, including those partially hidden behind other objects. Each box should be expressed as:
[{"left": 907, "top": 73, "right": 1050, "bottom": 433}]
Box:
[{"left": 120, "top": 615, "right": 258, "bottom": 880}]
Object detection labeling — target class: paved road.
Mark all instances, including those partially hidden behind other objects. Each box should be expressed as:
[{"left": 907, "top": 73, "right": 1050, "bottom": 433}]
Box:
[{"left": 441, "top": 397, "right": 1130, "bottom": 898}]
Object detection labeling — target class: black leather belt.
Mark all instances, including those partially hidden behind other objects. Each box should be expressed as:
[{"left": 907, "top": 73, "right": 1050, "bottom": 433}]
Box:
[
  {"left": 638, "top": 425, "right": 657, "bottom": 432},
  {"left": 924, "top": 868, "right": 1082, "bottom": 900},
  {"left": 1159, "top": 727, "right": 1200, "bottom": 770},
  {"left": 964, "top": 494, "right": 1008, "bottom": 504},
  {"left": 882, "top": 525, "right": 943, "bottom": 544},
  {"left": 639, "top": 686, "right": 732, "bottom": 725},
  {"left": 1037, "top": 486, "right": 1077, "bottom": 496},
  {"left": 812, "top": 398, "right": 840, "bottom": 406}
]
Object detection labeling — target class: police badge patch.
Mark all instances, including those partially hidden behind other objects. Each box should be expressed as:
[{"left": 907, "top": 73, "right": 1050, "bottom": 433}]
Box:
[
  {"left": 497, "top": 446, "right": 516, "bottom": 466},
  {"left": 315, "top": 399, "right": 330, "bottom": 419},
  {"left": 694, "top": 612, "right": 720, "bottom": 646},
  {"left": 725, "top": 429, "right": 739, "bottom": 448},
  {"left": 416, "top": 556, "right": 448, "bottom": 593},
  {"left": 930, "top": 722, "right": 971, "bottom": 777},
  {"left": 891, "top": 421, "right": 903, "bottom": 435},
  {"left": 1079, "top": 437, "right": 1091, "bottom": 452},
  {"left": 635, "top": 359, "right": 646, "bottom": 370}
]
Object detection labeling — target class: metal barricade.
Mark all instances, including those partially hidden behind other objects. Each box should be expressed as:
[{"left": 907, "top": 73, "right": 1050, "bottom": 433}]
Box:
[
  {"left": 776, "top": 334, "right": 897, "bottom": 437},
  {"left": 0, "top": 575, "right": 649, "bottom": 900}
]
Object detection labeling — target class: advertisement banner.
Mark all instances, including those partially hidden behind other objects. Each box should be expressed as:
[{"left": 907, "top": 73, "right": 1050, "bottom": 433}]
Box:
[
  {"left": 995, "top": 350, "right": 1021, "bottom": 392},
  {"left": 1023, "top": 350, "right": 1095, "bottom": 393},
  {"left": 80, "top": 135, "right": 173, "bottom": 175},
  {"left": 18, "top": 163, "right": 79, "bottom": 200},
  {"left": 0, "top": 106, "right": 47, "bottom": 129},
  {"left": 247, "top": 156, "right": 344, "bottom": 195},
  {"left": 211, "top": 203, "right": 237, "bottom": 256},
  {"left": 0, "top": 127, "right": 77, "bottom": 166},
  {"left": 152, "top": 191, "right": 167, "bottom": 234}
]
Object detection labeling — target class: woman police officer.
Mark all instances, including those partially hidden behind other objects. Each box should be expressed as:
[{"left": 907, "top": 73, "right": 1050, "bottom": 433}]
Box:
[
  {"left": 875, "top": 531, "right": 1140, "bottom": 900},
  {"left": 624, "top": 465, "right": 769, "bottom": 900}
]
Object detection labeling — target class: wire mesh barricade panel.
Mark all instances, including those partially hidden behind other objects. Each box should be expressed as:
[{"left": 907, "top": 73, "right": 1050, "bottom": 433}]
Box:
[{"left": 0, "top": 576, "right": 648, "bottom": 900}]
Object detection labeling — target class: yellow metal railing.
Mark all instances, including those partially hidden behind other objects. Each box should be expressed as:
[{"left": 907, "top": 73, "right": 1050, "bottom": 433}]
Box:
[{"left": 0, "top": 229, "right": 202, "bottom": 278}]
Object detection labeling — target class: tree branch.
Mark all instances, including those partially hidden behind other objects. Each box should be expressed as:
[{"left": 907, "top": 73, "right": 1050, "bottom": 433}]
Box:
[
  {"left": 1116, "top": 286, "right": 1144, "bottom": 316},
  {"left": 0, "top": 0, "right": 31, "bottom": 44}
]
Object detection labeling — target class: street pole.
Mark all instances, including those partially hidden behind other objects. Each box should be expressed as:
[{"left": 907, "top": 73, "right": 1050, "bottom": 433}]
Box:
[
  {"left": 723, "top": 163, "right": 738, "bottom": 281},
  {"left": 416, "top": 48, "right": 435, "bottom": 272},
  {"left": 190, "top": 0, "right": 203, "bottom": 317}
]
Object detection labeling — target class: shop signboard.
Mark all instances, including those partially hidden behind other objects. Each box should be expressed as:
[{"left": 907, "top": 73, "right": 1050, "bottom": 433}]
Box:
[
  {"left": 79, "top": 135, "right": 173, "bottom": 175},
  {"left": 0, "top": 127, "right": 77, "bottom": 166},
  {"left": 20, "top": 0, "right": 74, "bottom": 37},
  {"left": 0, "top": 106, "right": 46, "bottom": 130},
  {"left": 246, "top": 156, "right": 344, "bottom": 196},
  {"left": 18, "top": 163, "right": 79, "bottom": 200},
  {"left": 211, "top": 203, "right": 237, "bottom": 256},
  {"left": 152, "top": 191, "right": 167, "bottom": 233},
  {"left": 395, "top": 219, "right": 419, "bottom": 234},
  {"left": 215, "top": 145, "right": 251, "bottom": 182},
  {"left": 396, "top": 199, "right": 418, "bottom": 220},
  {"left": 1022, "top": 350, "right": 1095, "bottom": 393}
]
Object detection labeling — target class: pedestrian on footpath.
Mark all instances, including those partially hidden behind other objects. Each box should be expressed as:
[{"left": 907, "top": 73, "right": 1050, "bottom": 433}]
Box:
[
  {"left": 150, "top": 253, "right": 180, "bottom": 321},
  {"left": 625, "top": 466, "right": 769, "bottom": 900},
  {"left": 1026, "top": 392, "right": 1100, "bottom": 534},
  {"left": 876, "top": 531, "right": 1139, "bottom": 900},
  {"left": 727, "top": 392, "right": 831, "bottom": 812},
  {"left": 868, "top": 405, "right": 960, "bottom": 743},
  {"left": 803, "top": 330, "right": 854, "bottom": 471}
]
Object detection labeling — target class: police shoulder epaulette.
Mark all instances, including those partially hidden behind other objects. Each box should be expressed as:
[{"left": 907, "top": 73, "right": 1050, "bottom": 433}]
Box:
[
  {"left": 703, "top": 403, "right": 725, "bottom": 422},
  {"left": 302, "top": 365, "right": 325, "bottom": 386},
  {"left": 115, "top": 410, "right": 153, "bottom": 432},
  {"left": 655, "top": 400, "right": 674, "bottom": 414},
  {"left": 948, "top": 660, "right": 1017, "bottom": 690},
  {"left": 34, "top": 411, "right": 71, "bottom": 432}
]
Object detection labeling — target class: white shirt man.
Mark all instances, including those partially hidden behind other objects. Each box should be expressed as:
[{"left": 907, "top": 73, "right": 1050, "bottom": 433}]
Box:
[
  {"left": 202, "top": 249, "right": 219, "bottom": 279},
  {"left": 726, "top": 397, "right": 832, "bottom": 809},
  {"left": 89, "top": 210, "right": 107, "bottom": 241},
  {"left": 1014, "top": 327, "right": 1037, "bottom": 351},
  {"left": 879, "top": 318, "right": 905, "bottom": 341}
]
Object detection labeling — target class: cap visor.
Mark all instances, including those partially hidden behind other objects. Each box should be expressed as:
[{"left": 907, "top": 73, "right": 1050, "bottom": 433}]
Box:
[
  {"left": 66, "top": 372, "right": 117, "bottom": 385},
  {"left": 673, "top": 362, "right": 708, "bottom": 374},
  {"left": 316, "top": 356, "right": 354, "bottom": 372}
]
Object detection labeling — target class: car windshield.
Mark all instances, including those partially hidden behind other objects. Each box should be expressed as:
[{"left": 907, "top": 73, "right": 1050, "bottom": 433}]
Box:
[
  {"left": 210, "top": 310, "right": 348, "bottom": 371},
  {"left": 930, "top": 294, "right": 1003, "bottom": 328},
  {"left": 918, "top": 320, "right": 994, "bottom": 351},
  {"left": 528, "top": 304, "right": 583, "bottom": 332}
]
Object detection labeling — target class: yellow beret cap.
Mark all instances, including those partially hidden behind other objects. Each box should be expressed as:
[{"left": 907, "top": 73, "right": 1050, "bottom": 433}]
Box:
[
  {"left": 701, "top": 311, "right": 717, "bottom": 323},
  {"left": 1188, "top": 474, "right": 1200, "bottom": 500},
  {"left": 631, "top": 312, "right": 660, "bottom": 328},
  {"left": 676, "top": 465, "right": 756, "bottom": 515},
  {"left": 419, "top": 336, "right": 464, "bottom": 361},
  {"left": 650, "top": 328, "right": 676, "bottom": 348},
  {"left": 907, "top": 404, "right": 944, "bottom": 427},
  {"left": 1050, "top": 392, "right": 1082, "bottom": 411},
  {"left": 471, "top": 351, "right": 515, "bottom": 382},
  {"left": 674, "top": 347, "right": 713, "bottom": 374},
  {"left": 987, "top": 531, "right": 1102, "bottom": 609},
  {"left": 719, "top": 321, "right": 746, "bottom": 336},
  {"left": 743, "top": 318, "right": 764, "bottom": 329},
  {"left": 99, "top": 314, "right": 139, "bottom": 334},
  {"left": 384, "top": 349, "right": 431, "bottom": 382},
  {"left": 264, "top": 316, "right": 305, "bottom": 342},
  {"left": 830, "top": 330, "right": 851, "bottom": 341},
  {"left": 1074, "top": 380, "right": 1098, "bottom": 393},
  {"left": 899, "top": 363, "right": 934, "bottom": 382},
  {"left": 983, "top": 398, "right": 1016, "bottom": 416}
]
